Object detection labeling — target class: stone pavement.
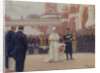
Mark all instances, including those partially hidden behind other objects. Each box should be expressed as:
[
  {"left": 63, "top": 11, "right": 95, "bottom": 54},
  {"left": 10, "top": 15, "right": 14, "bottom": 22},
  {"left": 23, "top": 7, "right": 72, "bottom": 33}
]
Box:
[{"left": 24, "top": 53, "right": 95, "bottom": 72}]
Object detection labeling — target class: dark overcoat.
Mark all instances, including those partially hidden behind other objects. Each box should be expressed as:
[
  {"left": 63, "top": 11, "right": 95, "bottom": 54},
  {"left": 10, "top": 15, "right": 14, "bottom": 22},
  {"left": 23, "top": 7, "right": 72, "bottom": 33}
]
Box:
[
  {"left": 63, "top": 34, "right": 73, "bottom": 53},
  {"left": 12, "top": 31, "right": 28, "bottom": 61},
  {"left": 5, "top": 30, "right": 15, "bottom": 57},
  {"left": 12, "top": 31, "right": 28, "bottom": 72}
]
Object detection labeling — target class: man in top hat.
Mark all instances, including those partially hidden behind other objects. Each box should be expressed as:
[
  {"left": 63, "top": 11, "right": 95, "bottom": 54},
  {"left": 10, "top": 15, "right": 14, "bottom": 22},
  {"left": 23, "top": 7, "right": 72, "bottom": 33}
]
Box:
[
  {"left": 12, "top": 25, "right": 28, "bottom": 72},
  {"left": 63, "top": 28, "right": 73, "bottom": 60}
]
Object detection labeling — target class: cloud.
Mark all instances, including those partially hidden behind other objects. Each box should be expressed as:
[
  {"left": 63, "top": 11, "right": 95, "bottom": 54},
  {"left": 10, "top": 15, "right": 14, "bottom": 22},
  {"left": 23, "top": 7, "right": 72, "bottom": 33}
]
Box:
[
  {"left": 5, "top": 1, "right": 65, "bottom": 19},
  {"left": 5, "top": 1, "right": 44, "bottom": 19}
]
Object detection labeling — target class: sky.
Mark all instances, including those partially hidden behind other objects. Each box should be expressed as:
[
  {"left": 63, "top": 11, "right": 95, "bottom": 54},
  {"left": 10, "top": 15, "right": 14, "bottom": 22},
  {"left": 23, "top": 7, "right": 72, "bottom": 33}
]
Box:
[{"left": 5, "top": 1, "right": 67, "bottom": 19}]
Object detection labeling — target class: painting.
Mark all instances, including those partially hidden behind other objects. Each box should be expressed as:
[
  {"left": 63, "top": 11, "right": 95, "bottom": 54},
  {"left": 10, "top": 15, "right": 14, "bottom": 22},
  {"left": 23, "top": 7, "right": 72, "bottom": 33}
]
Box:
[{"left": 4, "top": 1, "right": 95, "bottom": 72}]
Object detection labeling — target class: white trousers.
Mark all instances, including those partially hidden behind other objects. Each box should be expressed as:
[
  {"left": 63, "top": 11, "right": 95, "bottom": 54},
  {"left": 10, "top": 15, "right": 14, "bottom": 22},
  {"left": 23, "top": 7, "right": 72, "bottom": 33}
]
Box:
[{"left": 8, "top": 57, "right": 15, "bottom": 71}]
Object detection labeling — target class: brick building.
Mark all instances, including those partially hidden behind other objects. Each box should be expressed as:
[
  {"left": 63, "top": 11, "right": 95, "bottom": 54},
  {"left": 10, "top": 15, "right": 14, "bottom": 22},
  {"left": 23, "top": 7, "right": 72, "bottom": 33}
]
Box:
[{"left": 5, "top": 3, "right": 95, "bottom": 36}]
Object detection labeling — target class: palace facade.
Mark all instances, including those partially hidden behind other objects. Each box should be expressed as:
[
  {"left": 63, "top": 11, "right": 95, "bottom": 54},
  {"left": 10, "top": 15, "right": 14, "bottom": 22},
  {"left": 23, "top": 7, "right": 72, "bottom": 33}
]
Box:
[{"left": 5, "top": 3, "right": 95, "bottom": 36}]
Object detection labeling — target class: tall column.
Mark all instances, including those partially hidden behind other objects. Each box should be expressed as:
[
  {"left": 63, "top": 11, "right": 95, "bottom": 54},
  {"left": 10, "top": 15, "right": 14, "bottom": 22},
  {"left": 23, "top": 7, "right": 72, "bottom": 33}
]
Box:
[
  {"left": 68, "top": 5, "right": 80, "bottom": 32},
  {"left": 78, "top": 5, "right": 85, "bottom": 30},
  {"left": 85, "top": 6, "right": 95, "bottom": 28}
]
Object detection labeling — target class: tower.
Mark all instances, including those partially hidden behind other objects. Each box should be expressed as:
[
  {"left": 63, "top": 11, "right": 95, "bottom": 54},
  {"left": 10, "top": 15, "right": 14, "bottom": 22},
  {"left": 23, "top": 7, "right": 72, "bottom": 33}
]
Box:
[{"left": 41, "top": 3, "right": 60, "bottom": 19}]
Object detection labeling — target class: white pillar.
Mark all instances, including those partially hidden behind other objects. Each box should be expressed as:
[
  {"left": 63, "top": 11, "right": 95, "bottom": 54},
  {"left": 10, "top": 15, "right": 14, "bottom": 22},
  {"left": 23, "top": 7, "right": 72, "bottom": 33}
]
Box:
[
  {"left": 78, "top": 5, "right": 85, "bottom": 30},
  {"left": 85, "top": 6, "right": 95, "bottom": 27}
]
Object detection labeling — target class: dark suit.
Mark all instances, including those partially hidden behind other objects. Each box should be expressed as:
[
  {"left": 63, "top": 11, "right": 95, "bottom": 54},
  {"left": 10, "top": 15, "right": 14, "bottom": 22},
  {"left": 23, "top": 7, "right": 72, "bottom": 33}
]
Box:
[
  {"left": 12, "top": 31, "right": 28, "bottom": 72},
  {"left": 5, "top": 30, "right": 15, "bottom": 68},
  {"left": 63, "top": 34, "right": 73, "bottom": 59}
]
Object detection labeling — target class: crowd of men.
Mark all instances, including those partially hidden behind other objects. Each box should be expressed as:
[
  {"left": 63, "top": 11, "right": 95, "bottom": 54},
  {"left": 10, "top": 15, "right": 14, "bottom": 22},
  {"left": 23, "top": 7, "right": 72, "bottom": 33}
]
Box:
[
  {"left": 76, "top": 31, "right": 95, "bottom": 52},
  {"left": 27, "top": 35, "right": 49, "bottom": 54}
]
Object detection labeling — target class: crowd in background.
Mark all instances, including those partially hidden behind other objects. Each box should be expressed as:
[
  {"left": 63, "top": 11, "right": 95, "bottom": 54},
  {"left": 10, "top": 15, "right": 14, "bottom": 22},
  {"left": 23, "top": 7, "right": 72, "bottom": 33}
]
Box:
[
  {"left": 27, "top": 29, "right": 95, "bottom": 55},
  {"left": 76, "top": 31, "right": 95, "bottom": 52},
  {"left": 27, "top": 35, "right": 49, "bottom": 54}
]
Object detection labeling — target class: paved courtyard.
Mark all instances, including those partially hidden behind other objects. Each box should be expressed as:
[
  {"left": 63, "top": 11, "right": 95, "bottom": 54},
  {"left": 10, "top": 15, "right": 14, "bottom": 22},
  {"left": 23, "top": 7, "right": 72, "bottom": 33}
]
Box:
[{"left": 24, "top": 53, "right": 95, "bottom": 72}]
